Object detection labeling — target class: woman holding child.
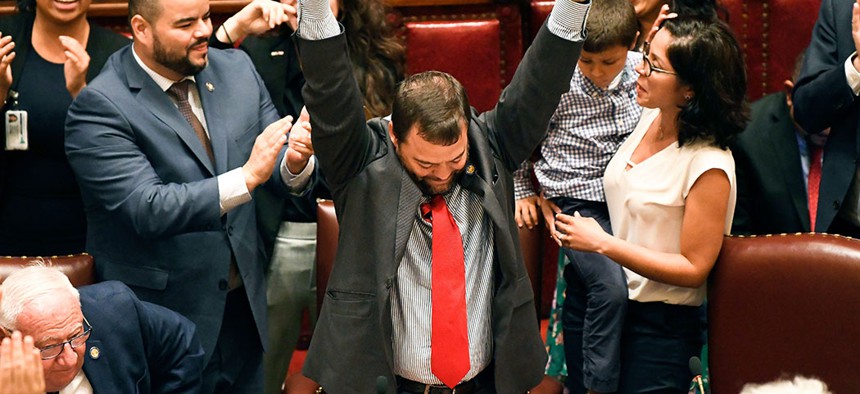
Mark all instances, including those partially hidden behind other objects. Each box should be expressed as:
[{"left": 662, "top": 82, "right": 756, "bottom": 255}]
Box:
[{"left": 554, "top": 8, "right": 747, "bottom": 393}]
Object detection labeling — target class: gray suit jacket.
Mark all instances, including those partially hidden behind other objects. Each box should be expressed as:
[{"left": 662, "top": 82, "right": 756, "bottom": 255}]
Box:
[
  {"left": 65, "top": 45, "right": 291, "bottom": 359},
  {"left": 295, "top": 23, "right": 582, "bottom": 393}
]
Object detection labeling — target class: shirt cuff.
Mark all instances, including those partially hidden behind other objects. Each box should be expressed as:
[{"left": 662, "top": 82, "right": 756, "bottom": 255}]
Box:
[
  {"left": 297, "top": 0, "right": 341, "bottom": 40},
  {"left": 219, "top": 168, "right": 252, "bottom": 215},
  {"left": 547, "top": 0, "right": 591, "bottom": 42},
  {"left": 281, "top": 155, "right": 316, "bottom": 194},
  {"left": 845, "top": 53, "right": 860, "bottom": 96}
]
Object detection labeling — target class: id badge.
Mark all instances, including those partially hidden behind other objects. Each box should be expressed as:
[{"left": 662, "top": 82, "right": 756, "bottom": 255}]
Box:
[{"left": 5, "top": 109, "right": 27, "bottom": 151}]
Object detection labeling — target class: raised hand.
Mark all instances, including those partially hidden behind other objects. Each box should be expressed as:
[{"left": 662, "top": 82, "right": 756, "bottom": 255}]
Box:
[
  {"left": 243, "top": 115, "right": 292, "bottom": 191},
  {"left": 286, "top": 106, "right": 313, "bottom": 174},
  {"left": 853, "top": 0, "right": 860, "bottom": 71},
  {"left": 644, "top": 4, "right": 678, "bottom": 52},
  {"left": 0, "top": 331, "right": 45, "bottom": 394},
  {"left": 59, "top": 35, "right": 90, "bottom": 99},
  {"left": 218, "top": 0, "right": 297, "bottom": 44},
  {"left": 0, "top": 33, "right": 16, "bottom": 103}
]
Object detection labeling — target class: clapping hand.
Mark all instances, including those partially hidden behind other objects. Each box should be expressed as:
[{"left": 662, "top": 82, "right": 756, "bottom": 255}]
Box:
[
  {"left": 0, "top": 331, "right": 45, "bottom": 394},
  {"left": 286, "top": 106, "right": 313, "bottom": 174},
  {"left": 0, "top": 33, "right": 15, "bottom": 103},
  {"left": 59, "top": 35, "right": 90, "bottom": 99},
  {"left": 219, "top": 0, "right": 297, "bottom": 44}
]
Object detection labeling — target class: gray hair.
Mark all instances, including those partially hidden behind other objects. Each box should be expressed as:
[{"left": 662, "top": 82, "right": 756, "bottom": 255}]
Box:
[
  {"left": 740, "top": 376, "right": 832, "bottom": 394},
  {"left": 0, "top": 265, "right": 80, "bottom": 330}
]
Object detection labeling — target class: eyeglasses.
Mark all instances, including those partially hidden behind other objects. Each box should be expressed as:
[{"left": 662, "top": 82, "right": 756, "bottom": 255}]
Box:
[
  {"left": 36, "top": 316, "right": 93, "bottom": 360},
  {"left": 640, "top": 41, "right": 678, "bottom": 77}
]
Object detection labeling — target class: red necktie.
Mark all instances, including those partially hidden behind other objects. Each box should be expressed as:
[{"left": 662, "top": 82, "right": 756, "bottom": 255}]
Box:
[
  {"left": 423, "top": 195, "right": 470, "bottom": 388},
  {"left": 808, "top": 146, "right": 823, "bottom": 231}
]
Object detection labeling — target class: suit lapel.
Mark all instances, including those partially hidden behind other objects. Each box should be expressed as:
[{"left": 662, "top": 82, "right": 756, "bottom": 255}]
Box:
[
  {"left": 81, "top": 339, "right": 120, "bottom": 393},
  {"left": 123, "top": 49, "right": 215, "bottom": 176},
  {"left": 393, "top": 169, "right": 421, "bottom": 265},
  {"left": 196, "top": 66, "right": 230, "bottom": 175}
]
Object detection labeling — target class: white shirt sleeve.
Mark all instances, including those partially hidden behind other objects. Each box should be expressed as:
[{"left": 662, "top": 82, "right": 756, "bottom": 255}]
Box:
[
  {"left": 218, "top": 168, "right": 251, "bottom": 215},
  {"left": 844, "top": 52, "right": 860, "bottom": 96},
  {"left": 280, "top": 155, "right": 316, "bottom": 195},
  {"left": 546, "top": 0, "right": 591, "bottom": 42},
  {"left": 296, "top": 0, "right": 341, "bottom": 40}
]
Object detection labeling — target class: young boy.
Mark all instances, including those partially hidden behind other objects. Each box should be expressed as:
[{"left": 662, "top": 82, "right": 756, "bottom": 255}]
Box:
[{"left": 513, "top": 0, "right": 641, "bottom": 392}]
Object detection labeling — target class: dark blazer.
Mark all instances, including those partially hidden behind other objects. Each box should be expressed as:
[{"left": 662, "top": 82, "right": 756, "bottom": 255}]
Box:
[
  {"left": 732, "top": 92, "right": 810, "bottom": 234},
  {"left": 79, "top": 281, "right": 204, "bottom": 393},
  {"left": 294, "top": 23, "right": 582, "bottom": 393},
  {"left": 65, "top": 45, "right": 293, "bottom": 359},
  {"left": 793, "top": 0, "right": 858, "bottom": 232}
]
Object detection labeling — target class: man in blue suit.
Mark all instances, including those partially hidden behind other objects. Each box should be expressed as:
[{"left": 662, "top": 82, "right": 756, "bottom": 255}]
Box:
[
  {"left": 64, "top": 0, "right": 313, "bottom": 391},
  {"left": 0, "top": 266, "right": 205, "bottom": 393},
  {"left": 794, "top": 0, "right": 860, "bottom": 235}
]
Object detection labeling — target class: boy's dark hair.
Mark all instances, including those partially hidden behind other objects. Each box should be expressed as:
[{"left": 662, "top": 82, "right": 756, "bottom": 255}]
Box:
[
  {"left": 662, "top": 17, "right": 749, "bottom": 149},
  {"left": 391, "top": 71, "right": 471, "bottom": 145},
  {"left": 583, "top": 0, "right": 638, "bottom": 53}
]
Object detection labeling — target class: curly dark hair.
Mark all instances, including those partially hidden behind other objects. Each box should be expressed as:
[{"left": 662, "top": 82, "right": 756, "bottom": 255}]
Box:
[
  {"left": 662, "top": 17, "right": 748, "bottom": 149},
  {"left": 341, "top": 0, "right": 405, "bottom": 118}
]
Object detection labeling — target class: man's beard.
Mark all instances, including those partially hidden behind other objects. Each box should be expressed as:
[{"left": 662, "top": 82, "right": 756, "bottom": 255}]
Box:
[
  {"left": 410, "top": 167, "right": 465, "bottom": 196},
  {"left": 153, "top": 36, "right": 207, "bottom": 77}
]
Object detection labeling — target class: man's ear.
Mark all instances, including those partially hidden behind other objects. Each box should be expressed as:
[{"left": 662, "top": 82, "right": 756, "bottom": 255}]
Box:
[
  {"left": 388, "top": 122, "right": 398, "bottom": 148},
  {"left": 130, "top": 15, "right": 151, "bottom": 44},
  {"left": 783, "top": 79, "right": 795, "bottom": 109}
]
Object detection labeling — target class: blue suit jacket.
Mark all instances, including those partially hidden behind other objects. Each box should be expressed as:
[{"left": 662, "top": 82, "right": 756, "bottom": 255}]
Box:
[
  {"left": 65, "top": 45, "right": 293, "bottom": 358},
  {"left": 793, "top": 0, "right": 859, "bottom": 232},
  {"left": 79, "top": 281, "right": 204, "bottom": 393}
]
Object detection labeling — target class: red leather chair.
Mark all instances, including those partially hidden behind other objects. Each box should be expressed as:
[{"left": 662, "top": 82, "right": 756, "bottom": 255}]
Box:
[
  {"left": 719, "top": 0, "right": 821, "bottom": 100},
  {"left": 708, "top": 234, "right": 860, "bottom": 393},
  {"left": 0, "top": 253, "right": 95, "bottom": 287},
  {"left": 389, "top": 4, "right": 523, "bottom": 112}
]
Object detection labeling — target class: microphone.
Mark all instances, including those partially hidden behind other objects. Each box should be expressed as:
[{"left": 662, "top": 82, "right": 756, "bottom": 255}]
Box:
[
  {"left": 689, "top": 356, "right": 705, "bottom": 394},
  {"left": 376, "top": 375, "right": 389, "bottom": 394}
]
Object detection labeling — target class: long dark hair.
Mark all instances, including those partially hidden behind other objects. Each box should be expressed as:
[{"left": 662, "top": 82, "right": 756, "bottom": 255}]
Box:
[
  {"left": 16, "top": 0, "right": 35, "bottom": 13},
  {"left": 341, "top": 0, "right": 405, "bottom": 117},
  {"left": 663, "top": 17, "right": 748, "bottom": 149}
]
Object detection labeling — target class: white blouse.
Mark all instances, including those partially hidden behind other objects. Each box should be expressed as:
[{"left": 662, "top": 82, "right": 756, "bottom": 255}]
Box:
[{"left": 603, "top": 108, "right": 736, "bottom": 306}]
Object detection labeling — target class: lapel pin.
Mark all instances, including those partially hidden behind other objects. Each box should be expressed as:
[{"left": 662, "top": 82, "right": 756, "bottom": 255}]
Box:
[
  {"left": 89, "top": 346, "right": 101, "bottom": 360},
  {"left": 270, "top": 50, "right": 285, "bottom": 57},
  {"left": 466, "top": 164, "right": 475, "bottom": 174},
  {"left": 205, "top": 82, "right": 215, "bottom": 92}
]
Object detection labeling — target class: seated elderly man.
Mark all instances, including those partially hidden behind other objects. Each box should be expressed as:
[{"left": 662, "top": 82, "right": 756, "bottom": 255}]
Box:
[{"left": 0, "top": 266, "right": 205, "bottom": 393}]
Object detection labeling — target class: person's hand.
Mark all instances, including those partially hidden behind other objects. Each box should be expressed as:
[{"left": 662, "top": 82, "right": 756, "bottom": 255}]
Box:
[
  {"left": 243, "top": 115, "right": 292, "bottom": 192},
  {"left": 515, "top": 195, "right": 542, "bottom": 229},
  {"left": 644, "top": 4, "right": 678, "bottom": 52},
  {"left": 0, "top": 33, "right": 16, "bottom": 103},
  {"left": 286, "top": 106, "right": 313, "bottom": 174},
  {"left": 59, "top": 35, "right": 90, "bottom": 99},
  {"left": 218, "top": 0, "right": 297, "bottom": 44},
  {"left": 539, "top": 196, "right": 561, "bottom": 234},
  {"left": 853, "top": 0, "right": 860, "bottom": 72},
  {"left": 0, "top": 331, "right": 45, "bottom": 394},
  {"left": 552, "top": 211, "right": 611, "bottom": 253}
]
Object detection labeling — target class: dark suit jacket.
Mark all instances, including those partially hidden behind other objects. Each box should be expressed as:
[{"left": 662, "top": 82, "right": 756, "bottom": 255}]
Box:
[
  {"left": 65, "top": 45, "right": 294, "bottom": 358},
  {"left": 79, "top": 281, "right": 204, "bottom": 393},
  {"left": 793, "top": 0, "right": 858, "bottom": 232},
  {"left": 294, "top": 23, "right": 582, "bottom": 393},
  {"left": 732, "top": 92, "right": 810, "bottom": 234}
]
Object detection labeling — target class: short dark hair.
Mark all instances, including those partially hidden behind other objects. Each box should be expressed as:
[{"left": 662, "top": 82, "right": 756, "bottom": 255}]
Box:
[
  {"left": 128, "top": 0, "right": 163, "bottom": 25},
  {"left": 390, "top": 71, "right": 470, "bottom": 145},
  {"left": 663, "top": 17, "right": 749, "bottom": 149},
  {"left": 583, "top": 0, "right": 638, "bottom": 53}
]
